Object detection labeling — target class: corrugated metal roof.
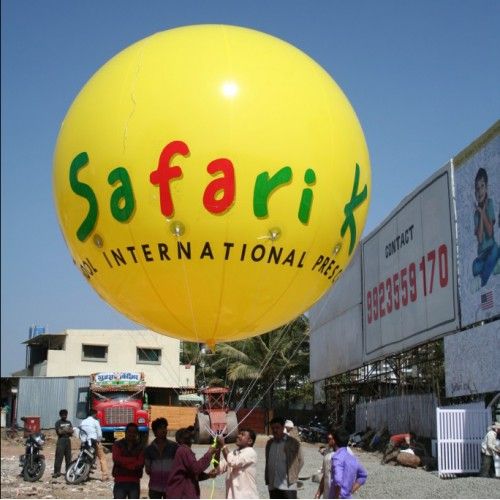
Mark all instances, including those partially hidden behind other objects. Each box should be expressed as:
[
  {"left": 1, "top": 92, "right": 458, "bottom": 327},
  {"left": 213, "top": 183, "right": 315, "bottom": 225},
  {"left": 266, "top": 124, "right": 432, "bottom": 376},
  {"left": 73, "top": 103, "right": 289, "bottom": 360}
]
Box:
[{"left": 17, "top": 376, "right": 90, "bottom": 429}]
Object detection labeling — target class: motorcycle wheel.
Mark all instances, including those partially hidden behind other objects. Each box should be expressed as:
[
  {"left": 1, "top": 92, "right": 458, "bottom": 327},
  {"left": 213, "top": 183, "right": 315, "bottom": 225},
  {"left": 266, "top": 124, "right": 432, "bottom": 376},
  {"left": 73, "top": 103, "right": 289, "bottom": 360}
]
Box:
[
  {"left": 23, "top": 457, "right": 45, "bottom": 482},
  {"left": 65, "top": 459, "right": 91, "bottom": 484}
]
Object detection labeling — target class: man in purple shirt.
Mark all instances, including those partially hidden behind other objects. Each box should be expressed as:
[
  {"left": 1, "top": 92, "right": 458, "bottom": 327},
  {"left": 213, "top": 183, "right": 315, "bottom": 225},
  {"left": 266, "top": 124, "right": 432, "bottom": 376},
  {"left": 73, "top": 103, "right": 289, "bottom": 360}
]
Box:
[
  {"left": 165, "top": 426, "right": 221, "bottom": 499},
  {"left": 329, "top": 428, "right": 367, "bottom": 499}
]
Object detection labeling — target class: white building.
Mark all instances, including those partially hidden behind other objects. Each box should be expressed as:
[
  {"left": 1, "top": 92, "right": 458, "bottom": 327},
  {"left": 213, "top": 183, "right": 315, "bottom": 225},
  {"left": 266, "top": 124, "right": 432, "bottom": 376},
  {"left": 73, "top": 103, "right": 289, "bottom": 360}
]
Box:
[
  {"left": 19, "top": 329, "right": 195, "bottom": 390},
  {"left": 3, "top": 329, "right": 197, "bottom": 429}
]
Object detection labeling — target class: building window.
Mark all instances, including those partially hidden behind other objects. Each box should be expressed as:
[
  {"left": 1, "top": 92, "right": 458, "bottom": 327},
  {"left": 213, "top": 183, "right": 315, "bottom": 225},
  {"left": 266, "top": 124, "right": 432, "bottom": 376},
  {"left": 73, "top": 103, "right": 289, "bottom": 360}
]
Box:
[
  {"left": 137, "top": 347, "right": 161, "bottom": 365},
  {"left": 82, "top": 344, "right": 108, "bottom": 362}
]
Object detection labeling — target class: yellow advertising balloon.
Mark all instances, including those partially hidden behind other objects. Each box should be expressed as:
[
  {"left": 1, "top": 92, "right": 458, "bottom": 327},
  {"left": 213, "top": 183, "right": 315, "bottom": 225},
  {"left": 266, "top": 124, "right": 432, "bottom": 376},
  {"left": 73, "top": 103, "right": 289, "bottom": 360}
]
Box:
[{"left": 53, "top": 25, "right": 370, "bottom": 346}]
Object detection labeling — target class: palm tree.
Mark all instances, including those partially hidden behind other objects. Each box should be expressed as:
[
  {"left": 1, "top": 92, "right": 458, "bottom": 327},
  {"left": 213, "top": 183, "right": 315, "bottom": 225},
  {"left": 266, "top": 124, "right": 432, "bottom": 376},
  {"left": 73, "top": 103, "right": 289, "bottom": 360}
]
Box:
[
  {"left": 180, "top": 314, "right": 310, "bottom": 409},
  {"left": 180, "top": 342, "right": 224, "bottom": 388}
]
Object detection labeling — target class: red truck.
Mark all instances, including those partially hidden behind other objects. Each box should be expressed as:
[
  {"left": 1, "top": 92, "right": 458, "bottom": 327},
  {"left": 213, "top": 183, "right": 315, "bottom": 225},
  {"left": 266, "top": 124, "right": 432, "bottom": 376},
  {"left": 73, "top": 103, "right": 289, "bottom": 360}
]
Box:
[{"left": 89, "top": 372, "right": 150, "bottom": 443}]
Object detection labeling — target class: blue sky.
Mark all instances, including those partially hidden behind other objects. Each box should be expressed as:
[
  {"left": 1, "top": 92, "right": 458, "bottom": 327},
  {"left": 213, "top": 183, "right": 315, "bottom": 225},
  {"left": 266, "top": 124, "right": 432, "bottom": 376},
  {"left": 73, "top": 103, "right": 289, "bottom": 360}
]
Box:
[{"left": 1, "top": 0, "right": 499, "bottom": 376}]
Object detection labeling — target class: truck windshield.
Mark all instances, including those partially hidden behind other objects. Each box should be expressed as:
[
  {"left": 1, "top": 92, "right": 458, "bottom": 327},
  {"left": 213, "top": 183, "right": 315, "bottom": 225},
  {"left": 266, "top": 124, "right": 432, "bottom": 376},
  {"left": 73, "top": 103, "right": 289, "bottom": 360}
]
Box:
[{"left": 96, "top": 391, "right": 142, "bottom": 401}]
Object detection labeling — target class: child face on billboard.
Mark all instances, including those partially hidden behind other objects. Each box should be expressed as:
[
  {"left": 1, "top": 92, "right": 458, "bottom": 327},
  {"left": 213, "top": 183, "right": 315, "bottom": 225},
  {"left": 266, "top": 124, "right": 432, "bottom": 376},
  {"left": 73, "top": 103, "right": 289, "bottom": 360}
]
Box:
[{"left": 475, "top": 177, "right": 487, "bottom": 206}]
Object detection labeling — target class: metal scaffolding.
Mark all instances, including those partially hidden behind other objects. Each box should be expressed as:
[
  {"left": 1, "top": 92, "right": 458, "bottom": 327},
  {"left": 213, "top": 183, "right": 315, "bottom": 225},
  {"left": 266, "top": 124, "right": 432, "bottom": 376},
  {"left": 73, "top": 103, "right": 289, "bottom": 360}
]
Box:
[{"left": 321, "top": 339, "right": 445, "bottom": 429}]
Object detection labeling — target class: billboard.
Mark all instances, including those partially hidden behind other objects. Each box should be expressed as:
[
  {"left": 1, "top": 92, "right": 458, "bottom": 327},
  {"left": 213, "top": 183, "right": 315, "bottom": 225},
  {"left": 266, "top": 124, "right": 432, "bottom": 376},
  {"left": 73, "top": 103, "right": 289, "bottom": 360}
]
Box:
[
  {"left": 308, "top": 123, "right": 497, "bottom": 383},
  {"left": 310, "top": 304, "right": 363, "bottom": 380},
  {"left": 309, "top": 248, "right": 363, "bottom": 380},
  {"left": 362, "top": 167, "right": 458, "bottom": 360},
  {"left": 444, "top": 321, "right": 500, "bottom": 397},
  {"left": 454, "top": 122, "right": 500, "bottom": 327}
]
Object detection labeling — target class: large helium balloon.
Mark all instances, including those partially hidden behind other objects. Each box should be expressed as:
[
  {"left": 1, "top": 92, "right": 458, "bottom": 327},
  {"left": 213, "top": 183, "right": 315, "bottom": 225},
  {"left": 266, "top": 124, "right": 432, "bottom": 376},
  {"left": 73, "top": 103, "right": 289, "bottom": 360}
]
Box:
[{"left": 53, "top": 25, "right": 370, "bottom": 346}]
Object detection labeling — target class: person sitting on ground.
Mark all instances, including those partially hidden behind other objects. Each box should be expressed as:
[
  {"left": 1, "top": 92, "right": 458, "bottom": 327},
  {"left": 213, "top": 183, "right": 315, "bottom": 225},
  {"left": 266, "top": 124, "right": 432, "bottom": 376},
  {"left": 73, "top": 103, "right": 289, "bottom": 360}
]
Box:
[
  {"left": 144, "top": 417, "right": 179, "bottom": 498},
  {"left": 381, "top": 432, "right": 415, "bottom": 464},
  {"left": 112, "top": 423, "right": 145, "bottom": 499}
]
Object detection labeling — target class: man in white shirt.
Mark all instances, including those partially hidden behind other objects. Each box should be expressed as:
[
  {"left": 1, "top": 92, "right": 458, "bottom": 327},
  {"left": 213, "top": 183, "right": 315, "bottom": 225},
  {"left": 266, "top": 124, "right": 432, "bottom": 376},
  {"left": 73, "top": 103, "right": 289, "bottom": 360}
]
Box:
[
  {"left": 79, "top": 409, "right": 109, "bottom": 481},
  {"left": 216, "top": 428, "right": 259, "bottom": 499},
  {"left": 80, "top": 409, "right": 103, "bottom": 442}
]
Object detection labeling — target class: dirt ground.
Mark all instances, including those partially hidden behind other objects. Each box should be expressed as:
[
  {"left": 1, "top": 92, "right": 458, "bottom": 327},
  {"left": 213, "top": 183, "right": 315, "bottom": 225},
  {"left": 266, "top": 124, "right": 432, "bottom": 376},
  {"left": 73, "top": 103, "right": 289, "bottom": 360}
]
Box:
[
  {"left": 1, "top": 429, "right": 119, "bottom": 499},
  {"left": 2, "top": 431, "right": 305, "bottom": 499},
  {"left": 2, "top": 429, "right": 499, "bottom": 499},
  {"left": 0, "top": 429, "right": 227, "bottom": 499}
]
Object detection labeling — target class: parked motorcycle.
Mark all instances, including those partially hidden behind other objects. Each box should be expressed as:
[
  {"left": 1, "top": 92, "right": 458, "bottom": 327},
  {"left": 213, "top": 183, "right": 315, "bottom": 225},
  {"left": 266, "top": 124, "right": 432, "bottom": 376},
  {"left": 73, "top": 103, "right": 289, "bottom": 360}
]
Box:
[
  {"left": 298, "top": 416, "right": 329, "bottom": 443},
  {"left": 297, "top": 424, "right": 313, "bottom": 442},
  {"left": 19, "top": 432, "right": 46, "bottom": 481},
  {"left": 65, "top": 427, "right": 97, "bottom": 484},
  {"left": 309, "top": 415, "right": 329, "bottom": 442}
]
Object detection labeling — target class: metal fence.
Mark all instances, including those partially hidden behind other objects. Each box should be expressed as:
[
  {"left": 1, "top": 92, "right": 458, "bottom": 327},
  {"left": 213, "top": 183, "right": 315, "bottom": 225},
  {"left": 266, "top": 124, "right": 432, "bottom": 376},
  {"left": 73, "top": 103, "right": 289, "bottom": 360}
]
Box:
[
  {"left": 436, "top": 406, "right": 489, "bottom": 476},
  {"left": 355, "top": 393, "right": 438, "bottom": 438}
]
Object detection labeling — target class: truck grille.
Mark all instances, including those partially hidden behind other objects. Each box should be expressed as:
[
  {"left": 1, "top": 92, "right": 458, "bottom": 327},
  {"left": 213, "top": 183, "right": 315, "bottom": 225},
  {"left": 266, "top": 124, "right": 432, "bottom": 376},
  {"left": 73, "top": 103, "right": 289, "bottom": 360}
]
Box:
[{"left": 105, "top": 407, "right": 134, "bottom": 425}]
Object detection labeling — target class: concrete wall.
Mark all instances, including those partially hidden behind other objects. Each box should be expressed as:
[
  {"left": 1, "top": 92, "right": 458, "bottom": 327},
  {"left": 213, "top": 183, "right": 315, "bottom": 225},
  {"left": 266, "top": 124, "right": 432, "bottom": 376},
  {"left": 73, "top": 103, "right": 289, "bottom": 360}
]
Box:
[{"left": 44, "top": 329, "right": 195, "bottom": 389}]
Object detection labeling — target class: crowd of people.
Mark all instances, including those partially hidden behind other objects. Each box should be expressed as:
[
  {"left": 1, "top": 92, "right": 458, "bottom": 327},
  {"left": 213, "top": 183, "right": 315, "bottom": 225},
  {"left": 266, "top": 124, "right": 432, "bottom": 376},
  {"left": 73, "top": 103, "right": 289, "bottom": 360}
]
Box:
[
  {"left": 52, "top": 411, "right": 369, "bottom": 499},
  {"left": 50, "top": 405, "right": 500, "bottom": 498}
]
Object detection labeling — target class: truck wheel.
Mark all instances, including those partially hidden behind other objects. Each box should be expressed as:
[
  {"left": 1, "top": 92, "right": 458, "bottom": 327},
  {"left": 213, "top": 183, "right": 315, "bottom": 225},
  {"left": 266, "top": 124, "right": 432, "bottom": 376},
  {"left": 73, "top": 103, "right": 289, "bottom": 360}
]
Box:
[
  {"left": 194, "top": 412, "right": 211, "bottom": 444},
  {"left": 224, "top": 411, "right": 238, "bottom": 443}
]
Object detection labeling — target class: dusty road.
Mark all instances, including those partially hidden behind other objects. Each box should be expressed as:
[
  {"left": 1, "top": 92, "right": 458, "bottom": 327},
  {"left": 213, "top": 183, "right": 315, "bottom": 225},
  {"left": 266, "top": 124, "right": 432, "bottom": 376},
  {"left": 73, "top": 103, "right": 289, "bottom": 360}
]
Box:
[{"left": 1, "top": 430, "right": 498, "bottom": 498}]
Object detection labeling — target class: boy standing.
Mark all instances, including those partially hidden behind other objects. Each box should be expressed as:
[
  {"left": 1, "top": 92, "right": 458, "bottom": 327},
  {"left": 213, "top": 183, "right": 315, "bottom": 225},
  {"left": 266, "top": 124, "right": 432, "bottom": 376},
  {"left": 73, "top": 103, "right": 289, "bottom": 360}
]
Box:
[
  {"left": 112, "top": 423, "right": 145, "bottom": 498},
  {"left": 53, "top": 409, "right": 73, "bottom": 478}
]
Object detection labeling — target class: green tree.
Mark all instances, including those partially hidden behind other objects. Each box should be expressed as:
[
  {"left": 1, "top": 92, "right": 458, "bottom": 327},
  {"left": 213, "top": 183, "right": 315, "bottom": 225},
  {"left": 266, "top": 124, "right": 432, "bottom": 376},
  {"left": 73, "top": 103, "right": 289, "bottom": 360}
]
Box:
[{"left": 181, "top": 315, "right": 311, "bottom": 410}]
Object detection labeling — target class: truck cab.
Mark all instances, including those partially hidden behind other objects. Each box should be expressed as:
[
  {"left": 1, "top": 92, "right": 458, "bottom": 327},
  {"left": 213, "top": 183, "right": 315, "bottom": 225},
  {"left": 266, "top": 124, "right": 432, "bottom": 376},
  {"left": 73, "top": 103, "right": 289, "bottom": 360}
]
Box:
[{"left": 90, "top": 371, "right": 149, "bottom": 444}]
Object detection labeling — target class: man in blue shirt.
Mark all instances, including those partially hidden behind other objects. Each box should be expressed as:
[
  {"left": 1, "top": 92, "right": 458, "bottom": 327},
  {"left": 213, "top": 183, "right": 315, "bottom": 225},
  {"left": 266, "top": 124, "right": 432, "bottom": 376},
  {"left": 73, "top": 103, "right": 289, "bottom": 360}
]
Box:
[{"left": 329, "top": 428, "right": 367, "bottom": 499}]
